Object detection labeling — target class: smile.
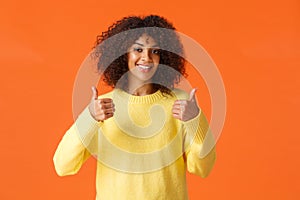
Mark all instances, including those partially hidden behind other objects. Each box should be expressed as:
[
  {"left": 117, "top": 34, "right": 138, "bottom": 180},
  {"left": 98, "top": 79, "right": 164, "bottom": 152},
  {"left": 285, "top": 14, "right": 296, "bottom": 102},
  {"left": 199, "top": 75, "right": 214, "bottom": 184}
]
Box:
[{"left": 136, "top": 64, "right": 153, "bottom": 72}]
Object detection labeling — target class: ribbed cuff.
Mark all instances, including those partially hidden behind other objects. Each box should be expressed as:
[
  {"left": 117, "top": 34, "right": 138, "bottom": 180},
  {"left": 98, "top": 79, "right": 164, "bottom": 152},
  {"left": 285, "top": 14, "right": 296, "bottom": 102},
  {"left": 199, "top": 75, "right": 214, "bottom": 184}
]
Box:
[{"left": 182, "top": 110, "right": 206, "bottom": 146}]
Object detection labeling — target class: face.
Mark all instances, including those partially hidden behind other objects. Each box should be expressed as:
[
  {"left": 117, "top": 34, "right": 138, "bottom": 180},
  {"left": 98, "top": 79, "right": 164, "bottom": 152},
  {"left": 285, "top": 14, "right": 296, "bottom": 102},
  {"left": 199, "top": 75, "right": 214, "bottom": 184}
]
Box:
[{"left": 127, "top": 34, "right": 160, "bottom": 84}]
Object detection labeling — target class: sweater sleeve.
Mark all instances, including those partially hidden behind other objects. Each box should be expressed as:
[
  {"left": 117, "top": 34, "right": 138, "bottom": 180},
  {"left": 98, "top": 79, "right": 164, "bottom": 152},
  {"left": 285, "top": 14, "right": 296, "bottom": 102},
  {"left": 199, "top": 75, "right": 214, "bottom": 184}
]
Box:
[
  {"left": 53, "top": 107, "right": 101, "bottom": 176},
  {"left": 182, "top": 110, "right": 216, "bottom": 178}
]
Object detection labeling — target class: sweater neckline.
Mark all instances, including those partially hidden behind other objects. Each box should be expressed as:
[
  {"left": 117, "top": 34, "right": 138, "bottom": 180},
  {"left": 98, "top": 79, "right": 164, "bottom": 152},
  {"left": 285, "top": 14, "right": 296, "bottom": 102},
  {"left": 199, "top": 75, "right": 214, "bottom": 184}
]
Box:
[{"left": 114, "top": 88, "right": 165, "bottom": 104}]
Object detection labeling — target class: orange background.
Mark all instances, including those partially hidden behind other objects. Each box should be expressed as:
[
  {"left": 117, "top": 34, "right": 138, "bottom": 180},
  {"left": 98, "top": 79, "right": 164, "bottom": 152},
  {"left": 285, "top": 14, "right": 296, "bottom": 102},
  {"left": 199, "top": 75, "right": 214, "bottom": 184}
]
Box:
[{"left": 0, "top": 0, "right": 299, "bottom": 199}]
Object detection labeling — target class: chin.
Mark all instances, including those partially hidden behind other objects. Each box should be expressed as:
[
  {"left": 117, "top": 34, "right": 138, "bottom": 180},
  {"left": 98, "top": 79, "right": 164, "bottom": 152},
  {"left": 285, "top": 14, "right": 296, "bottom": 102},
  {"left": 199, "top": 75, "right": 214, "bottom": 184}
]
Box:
[{"left": 130, "top": 69, "right": 156, "bottom": 82}]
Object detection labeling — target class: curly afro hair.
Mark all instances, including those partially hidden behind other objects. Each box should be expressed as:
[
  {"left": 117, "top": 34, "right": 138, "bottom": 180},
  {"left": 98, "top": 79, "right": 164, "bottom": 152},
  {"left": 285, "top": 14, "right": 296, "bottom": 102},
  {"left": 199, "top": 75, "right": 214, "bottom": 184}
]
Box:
[{"left": 93, "top": 15, "right": 186, "bottom": 95}]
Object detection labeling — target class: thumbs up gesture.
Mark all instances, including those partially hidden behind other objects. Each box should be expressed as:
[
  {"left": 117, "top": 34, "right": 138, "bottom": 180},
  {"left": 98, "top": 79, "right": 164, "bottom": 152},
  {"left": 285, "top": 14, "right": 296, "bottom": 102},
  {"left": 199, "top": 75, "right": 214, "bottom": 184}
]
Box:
[
  {"left": 88, "top": 86, "right": 115, "bottom": 122},
  {"left": 172, "top": 88, "right": 200, "bottom": 121}
]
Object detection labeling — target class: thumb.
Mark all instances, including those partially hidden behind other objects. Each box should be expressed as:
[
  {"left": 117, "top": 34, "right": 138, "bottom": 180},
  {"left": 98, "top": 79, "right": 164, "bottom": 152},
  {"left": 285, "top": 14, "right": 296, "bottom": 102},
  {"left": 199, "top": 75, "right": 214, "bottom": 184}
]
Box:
[
  {"left": 91, "top": 86, "right": 98, "bottom": 100},
  {"left": 189, "top": 88, "right": 197, "bottom": 101}
]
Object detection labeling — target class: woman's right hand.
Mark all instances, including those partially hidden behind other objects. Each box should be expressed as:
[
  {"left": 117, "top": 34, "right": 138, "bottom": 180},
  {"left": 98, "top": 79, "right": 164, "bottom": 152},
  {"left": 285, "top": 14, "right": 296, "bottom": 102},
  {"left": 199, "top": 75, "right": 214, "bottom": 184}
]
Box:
[{"left": 88, "top": 86, "right": 115, "bottom": 122}]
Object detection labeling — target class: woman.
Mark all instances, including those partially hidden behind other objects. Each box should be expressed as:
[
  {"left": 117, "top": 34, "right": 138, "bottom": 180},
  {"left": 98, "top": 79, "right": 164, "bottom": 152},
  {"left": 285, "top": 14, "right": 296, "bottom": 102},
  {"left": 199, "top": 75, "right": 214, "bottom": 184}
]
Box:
[{"left": 53, "top": 15, "right": 216, "bottom": 200}]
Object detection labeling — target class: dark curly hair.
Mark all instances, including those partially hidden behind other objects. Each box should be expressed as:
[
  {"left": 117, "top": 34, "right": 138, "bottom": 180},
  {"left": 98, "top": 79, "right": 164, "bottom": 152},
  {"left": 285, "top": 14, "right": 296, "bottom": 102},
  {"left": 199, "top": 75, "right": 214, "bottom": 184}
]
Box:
[{"left": 93, "top": 15, "right": 186, "bottom": 95}]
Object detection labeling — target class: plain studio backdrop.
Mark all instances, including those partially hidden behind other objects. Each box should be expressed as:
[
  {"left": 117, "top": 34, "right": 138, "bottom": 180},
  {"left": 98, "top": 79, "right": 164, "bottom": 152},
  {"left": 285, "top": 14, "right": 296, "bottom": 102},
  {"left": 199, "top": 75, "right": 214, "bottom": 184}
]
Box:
[{"left": 0, "top": 0, "right": 299, "bottom": 199}]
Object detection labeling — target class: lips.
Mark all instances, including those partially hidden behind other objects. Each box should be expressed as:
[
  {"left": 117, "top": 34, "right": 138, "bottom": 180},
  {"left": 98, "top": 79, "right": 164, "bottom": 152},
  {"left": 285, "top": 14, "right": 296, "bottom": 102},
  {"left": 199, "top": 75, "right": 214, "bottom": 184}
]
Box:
[{"left": 136, "top": 64, "right": 153, "bottom": 72}]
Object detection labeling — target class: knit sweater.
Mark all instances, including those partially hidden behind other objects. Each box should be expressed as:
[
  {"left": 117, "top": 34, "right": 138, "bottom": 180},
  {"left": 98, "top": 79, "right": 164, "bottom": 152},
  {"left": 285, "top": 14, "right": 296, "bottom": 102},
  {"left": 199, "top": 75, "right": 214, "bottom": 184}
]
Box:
[{"left": 53, "top": 88, "right": 216, "bottom": 200}]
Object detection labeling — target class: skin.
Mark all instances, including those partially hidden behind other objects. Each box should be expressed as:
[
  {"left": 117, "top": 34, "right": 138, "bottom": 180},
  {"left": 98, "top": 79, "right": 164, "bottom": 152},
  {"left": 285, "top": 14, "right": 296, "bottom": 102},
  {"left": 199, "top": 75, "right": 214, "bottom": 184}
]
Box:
[
  {"left": 127, "top": 33, "right": 161, "bottom": 96},
  {"left": 89, "top": 34, "right": 199, "bottom": 122},
  {"left": 172, "top": 88, "right": 200, "bottom": 121},
  {"left": 89, "top": 86, "right": 115, "bottom": 122}
]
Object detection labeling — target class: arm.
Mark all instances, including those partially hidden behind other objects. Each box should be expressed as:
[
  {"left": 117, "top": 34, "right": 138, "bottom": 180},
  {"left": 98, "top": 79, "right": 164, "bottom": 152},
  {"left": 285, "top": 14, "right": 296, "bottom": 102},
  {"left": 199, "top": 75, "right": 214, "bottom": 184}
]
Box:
[
  {"left": 182, "top": 111, "right": 216, "bottom": 178},
  {"left": 172, "top": 88, "right": 216, "bottom": 178},
  {"left": 53, "top": 87, "right": 114, "bottom": 176},
  {"left": 53, "top": 107, "right": 100, "bottom": 176}
]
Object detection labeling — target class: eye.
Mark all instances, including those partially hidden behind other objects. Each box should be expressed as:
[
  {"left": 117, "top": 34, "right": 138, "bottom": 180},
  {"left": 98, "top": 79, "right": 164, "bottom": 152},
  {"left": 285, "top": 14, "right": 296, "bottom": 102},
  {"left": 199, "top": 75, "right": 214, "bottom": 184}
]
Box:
[
  {"left": 151, "top": 49, "right": 161, "bottom": 55},
  {"left": 133, "top": 47, "right": 143, "bottom": 53}
]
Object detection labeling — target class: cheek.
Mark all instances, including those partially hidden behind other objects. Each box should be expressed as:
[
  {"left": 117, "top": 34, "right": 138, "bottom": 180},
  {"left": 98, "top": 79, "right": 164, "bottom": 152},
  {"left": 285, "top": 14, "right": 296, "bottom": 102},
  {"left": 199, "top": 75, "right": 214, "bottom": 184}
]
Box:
[
  {"left": 154, "top": 56, "right": 160, "bottom": 65},
  {"left": 129, "top": 52, "right": 138, "bottom": 60},
  {"left": 128, "top": 53, "right": 138, "bottom": 70},
  {"left": 128, "top": 54, "right": 138, "bottom": 63}
]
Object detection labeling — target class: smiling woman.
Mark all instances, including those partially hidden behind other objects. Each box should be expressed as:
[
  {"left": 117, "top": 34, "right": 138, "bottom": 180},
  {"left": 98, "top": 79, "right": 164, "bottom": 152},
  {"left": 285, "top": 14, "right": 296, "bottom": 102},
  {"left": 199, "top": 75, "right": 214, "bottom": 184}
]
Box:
[
  {"left": 53, "top": 15, "right": 216, "bottom": 200},
  {"left": 94, "top": 15, "right": 186, "bottom": 96}
]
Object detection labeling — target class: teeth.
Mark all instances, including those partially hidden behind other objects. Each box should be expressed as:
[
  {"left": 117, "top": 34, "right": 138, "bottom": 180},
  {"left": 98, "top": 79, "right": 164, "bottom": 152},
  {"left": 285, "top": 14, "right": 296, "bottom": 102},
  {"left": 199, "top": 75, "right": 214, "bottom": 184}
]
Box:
[{"left": 138, "top": 65, "right": 151, "bottom": 69}]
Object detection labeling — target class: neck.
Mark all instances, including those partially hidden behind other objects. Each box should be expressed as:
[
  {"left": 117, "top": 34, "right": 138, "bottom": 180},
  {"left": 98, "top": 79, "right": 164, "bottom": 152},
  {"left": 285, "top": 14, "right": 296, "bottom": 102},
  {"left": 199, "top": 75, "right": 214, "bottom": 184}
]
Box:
[
  {"left": 127, "top": 76, "right": 156, "bottom": 96},
  {"left": 130, "top": 84, "right": 155, "bottom": 96}
]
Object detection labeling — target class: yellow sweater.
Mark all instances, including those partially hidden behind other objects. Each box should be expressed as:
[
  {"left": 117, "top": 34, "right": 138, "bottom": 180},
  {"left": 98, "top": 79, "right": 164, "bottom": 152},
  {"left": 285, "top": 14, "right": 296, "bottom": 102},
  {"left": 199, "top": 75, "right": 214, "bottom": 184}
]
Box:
[{"left": 53, "top": 89, "right": 216, "bottom": 200}]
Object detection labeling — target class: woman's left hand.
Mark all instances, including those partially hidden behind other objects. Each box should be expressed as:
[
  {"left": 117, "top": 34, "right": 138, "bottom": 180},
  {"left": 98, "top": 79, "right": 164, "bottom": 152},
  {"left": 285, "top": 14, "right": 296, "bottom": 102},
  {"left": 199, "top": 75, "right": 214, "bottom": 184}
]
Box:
[{"left": 172, "top": 88, "right": 200, "bottom": 122}]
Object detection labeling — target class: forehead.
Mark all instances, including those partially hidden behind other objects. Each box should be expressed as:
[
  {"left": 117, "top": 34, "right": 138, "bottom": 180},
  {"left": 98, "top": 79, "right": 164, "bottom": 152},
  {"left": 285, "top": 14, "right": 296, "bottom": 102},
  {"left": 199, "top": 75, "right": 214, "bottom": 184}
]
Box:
[{"left": 134, "top": 34, "right": 158, "bottom": 47}]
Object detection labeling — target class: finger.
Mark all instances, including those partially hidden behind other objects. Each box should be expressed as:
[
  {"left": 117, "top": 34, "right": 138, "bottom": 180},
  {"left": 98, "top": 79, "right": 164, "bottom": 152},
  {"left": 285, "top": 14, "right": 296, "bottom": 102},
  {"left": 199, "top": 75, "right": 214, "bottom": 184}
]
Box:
[
  {"left": 91, "top": 86, "right": 98, "bottom": 100},
  {"left": 172, "top": 108, "right": 181, "bottom": 114},
  {"left": 95, "top": 107, "right": 114, "bottom": 116},
  {"left": 103, "top": 113, "right": 114, "bottom": 120},
  {"left": 103, "top": 108, "right": 115, "bottom": 114},
  {"left": 173, "top": 100, "right": 187, "bottom": 106},
  {"left": 98, "top": 98, "right": 113, "bottom": 104},
  {"left": 173, "top": 113, "right": 182, "bottom": 120},
  {"left": 172, "top": 105, "right": 181, "bottom": 112},
  {"left": 189, "top": 88, "right": 197, "bottom": 101},
  {"left": 98, "top": 102, "right": 114, "bottom": 109},
  {"left": 172, "top": 112, "right": 180, "bottom": 118},
  {"left": 172, "top": 104, "right": 182, "bottom": 115}
]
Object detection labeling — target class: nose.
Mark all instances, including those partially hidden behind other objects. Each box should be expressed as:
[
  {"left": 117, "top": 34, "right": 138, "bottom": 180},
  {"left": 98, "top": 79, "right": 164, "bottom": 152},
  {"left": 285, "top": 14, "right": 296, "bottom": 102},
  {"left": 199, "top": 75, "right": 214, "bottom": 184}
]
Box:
[{"left": 141, "top": 49, "right": 151, "bottom": 62}]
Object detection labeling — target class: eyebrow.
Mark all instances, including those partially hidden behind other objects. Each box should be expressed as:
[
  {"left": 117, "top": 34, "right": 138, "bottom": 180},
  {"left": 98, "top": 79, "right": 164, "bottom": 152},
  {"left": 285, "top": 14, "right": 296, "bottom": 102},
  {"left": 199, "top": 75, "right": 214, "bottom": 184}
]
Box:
[{"left": 134, "top": 42, "right": 159, "bottom": 48}]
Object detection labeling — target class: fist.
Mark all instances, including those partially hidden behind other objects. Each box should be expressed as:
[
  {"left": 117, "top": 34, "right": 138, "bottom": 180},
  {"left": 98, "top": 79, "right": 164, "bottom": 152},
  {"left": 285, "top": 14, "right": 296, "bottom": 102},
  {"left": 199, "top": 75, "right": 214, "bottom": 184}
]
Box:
[
  {"left": 88, "top": 86, "right": 115, "bottom": 122},
  {"left": 172, "top": 88, "right": 200, "bottom": 121}
]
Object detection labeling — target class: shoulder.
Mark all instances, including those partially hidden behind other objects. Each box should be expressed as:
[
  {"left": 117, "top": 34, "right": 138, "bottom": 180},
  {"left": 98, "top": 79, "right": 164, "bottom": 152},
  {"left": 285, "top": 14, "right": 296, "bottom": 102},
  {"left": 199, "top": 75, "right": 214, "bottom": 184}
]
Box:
[
  {"left": 97, "top": 90, "right": 114, "bottom": 99},
  {"left": 171, "top": 88, "right": 189, "bottom": 100}
]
